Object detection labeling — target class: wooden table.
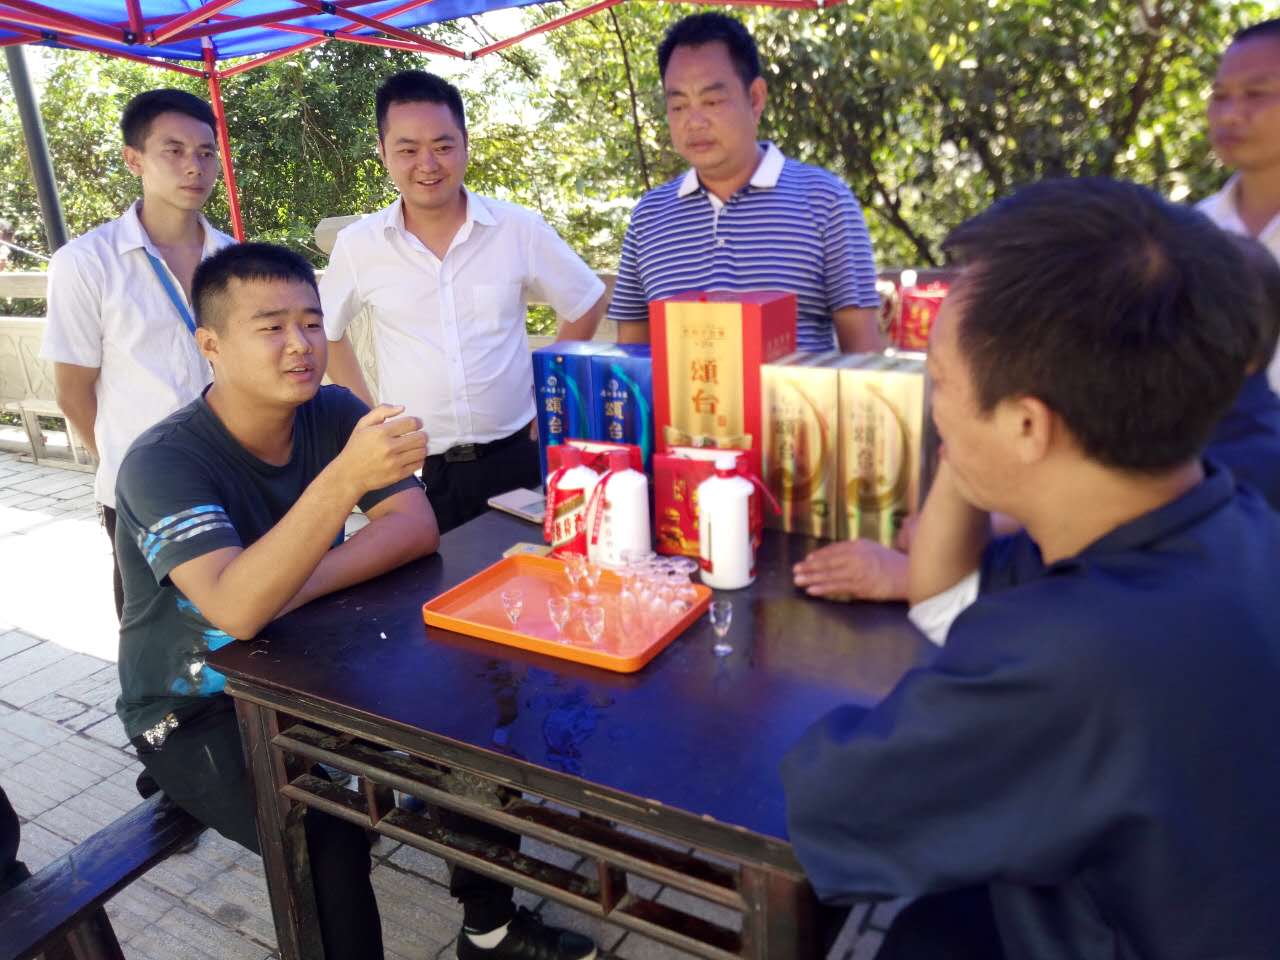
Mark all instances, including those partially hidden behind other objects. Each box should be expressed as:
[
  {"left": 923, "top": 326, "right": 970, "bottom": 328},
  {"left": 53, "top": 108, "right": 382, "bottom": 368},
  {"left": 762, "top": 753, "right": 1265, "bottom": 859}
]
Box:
[{"left": 208, "top": 511, "right": 930, "bottom": 959}]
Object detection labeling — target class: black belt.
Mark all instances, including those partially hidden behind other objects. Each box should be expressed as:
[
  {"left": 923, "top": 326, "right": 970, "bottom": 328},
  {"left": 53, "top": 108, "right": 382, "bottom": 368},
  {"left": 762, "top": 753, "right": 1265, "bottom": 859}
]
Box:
[{"left": 430, "top": 422, "right": 531, "bottom": 464}]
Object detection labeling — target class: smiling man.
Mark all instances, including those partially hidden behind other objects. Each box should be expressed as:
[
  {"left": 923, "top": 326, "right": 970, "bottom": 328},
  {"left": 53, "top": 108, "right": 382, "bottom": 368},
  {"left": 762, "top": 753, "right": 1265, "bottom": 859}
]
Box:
[
  {"left": 40, "top": 89, "right": 235, "bottom": 620},
  {"left": 322, "top": 70, "right": 607, "bottom": 536},
  {"left": 782, "top": 179, "right": 1280, "bottom": 958},
  {"left": 114, "top": 243, "right": 438, "bottom": 959},
  {"left": 1200, "top": 18, "right": 1280, "bottom": 388},
  {"left": 610, "top": 13, "right": 881, "bottom": 352}
]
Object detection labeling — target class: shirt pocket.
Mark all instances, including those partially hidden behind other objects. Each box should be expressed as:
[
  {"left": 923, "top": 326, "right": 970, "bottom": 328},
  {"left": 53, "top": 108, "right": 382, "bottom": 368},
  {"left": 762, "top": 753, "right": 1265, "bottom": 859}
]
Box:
[{"left": 468, "top": 281, "right": 524, "bottom": 338}]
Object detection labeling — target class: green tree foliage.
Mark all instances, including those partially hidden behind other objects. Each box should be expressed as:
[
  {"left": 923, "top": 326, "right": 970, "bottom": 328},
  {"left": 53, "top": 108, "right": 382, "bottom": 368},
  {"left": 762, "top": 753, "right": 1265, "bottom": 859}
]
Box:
[{"left": 0, "top": 0, "right": 1268, "bottom": 278}]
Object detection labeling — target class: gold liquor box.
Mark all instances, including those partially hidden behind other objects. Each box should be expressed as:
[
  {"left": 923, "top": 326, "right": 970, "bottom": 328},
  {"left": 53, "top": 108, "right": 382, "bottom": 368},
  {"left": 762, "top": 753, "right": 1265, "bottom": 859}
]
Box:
[
  {"left": 762, "top": 352, "right": 840, "bottom": 539},
  {"left": 834, "top": 353, "right": 933, "bottom": 546}
]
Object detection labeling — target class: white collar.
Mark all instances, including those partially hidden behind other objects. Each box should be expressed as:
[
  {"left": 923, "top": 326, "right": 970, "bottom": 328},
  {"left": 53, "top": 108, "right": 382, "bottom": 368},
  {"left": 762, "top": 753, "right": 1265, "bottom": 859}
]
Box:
[
  {"left": 677, "top": 142, "right": 786, "bottom": 198},
  {"left": 115, "top": 200, "right": 216, "bottom": 256},
  {"left": 384, "top": 187, "right": 495, "bottom": 237}
]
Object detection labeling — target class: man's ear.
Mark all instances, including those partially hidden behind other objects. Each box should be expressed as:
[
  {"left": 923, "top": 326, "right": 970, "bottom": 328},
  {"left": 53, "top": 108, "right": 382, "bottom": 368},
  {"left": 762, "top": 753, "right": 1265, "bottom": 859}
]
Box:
[
  {"left": 123, "top": 144, "right": 143, "bottom": 177},
  {"left": 1003, "top": 395, "right": 1055, "bottom": 465},
  {"left": 195, "top": 325, "right": 219, "bottom": 365},
  {"left": 749, "top": 77, "right": 767, "bottom": 124}
]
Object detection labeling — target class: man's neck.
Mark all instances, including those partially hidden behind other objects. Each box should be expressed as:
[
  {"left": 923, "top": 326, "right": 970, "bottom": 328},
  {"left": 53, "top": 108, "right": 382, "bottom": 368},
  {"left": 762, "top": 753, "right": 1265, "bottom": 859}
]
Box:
[
  {"left": 137, "top": 196, "right": 203, "bottom": 250},
  {"left": 205, "top": 383, "right": 296, "bottom": 466},
  {"left": 401, "top": 189, "right": 468, "bottom": 260},
  {"left": 700, "top": 144, "right": 765, "bottom": 204},
  {"left": 1234, "top": 167, "right": 1280, "bottom": 235},
  {"left": 1021, "top": 459, "right": 1204, "bottom": 566}
]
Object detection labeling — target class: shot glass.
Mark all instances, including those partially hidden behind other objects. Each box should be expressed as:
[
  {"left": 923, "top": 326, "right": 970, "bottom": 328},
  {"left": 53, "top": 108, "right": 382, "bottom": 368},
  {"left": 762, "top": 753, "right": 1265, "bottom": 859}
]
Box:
[{"left": 709, "top": 600, "right": 732, "bottom": 656}]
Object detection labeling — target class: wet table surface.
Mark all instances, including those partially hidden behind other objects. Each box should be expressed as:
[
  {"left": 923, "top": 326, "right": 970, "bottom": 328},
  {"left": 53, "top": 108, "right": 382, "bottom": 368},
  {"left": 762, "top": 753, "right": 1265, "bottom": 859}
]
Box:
[{"left": 209, "top": 510, "right": 932, "bottom": 865}]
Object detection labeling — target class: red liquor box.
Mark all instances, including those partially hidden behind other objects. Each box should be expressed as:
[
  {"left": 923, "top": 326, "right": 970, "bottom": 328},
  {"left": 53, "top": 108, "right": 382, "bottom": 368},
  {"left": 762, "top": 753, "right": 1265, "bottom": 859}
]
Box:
[{"left": 650, "top": 291, "right": 796, "bottom": 481}]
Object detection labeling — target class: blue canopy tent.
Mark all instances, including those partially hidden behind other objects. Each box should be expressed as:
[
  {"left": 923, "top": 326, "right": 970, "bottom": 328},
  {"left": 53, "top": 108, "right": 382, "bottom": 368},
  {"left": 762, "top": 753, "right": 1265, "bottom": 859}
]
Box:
[{"left": 1, "top": 0, "right": 833, "bottom": 241}]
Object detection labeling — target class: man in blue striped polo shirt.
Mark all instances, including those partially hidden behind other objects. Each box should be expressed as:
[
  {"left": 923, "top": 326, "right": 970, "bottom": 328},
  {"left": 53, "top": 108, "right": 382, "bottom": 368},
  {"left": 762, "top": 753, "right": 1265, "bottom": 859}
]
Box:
[{"left": 610, "top": 13, "right": 882, "bottom": 353}]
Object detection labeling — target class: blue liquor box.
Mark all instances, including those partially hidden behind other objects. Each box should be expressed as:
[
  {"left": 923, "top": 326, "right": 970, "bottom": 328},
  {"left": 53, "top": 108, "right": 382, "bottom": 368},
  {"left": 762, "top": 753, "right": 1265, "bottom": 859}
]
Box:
[
  {"left": 532, "top": 342, "right": 655, "bottom": 480},
  {"left": 590, "top": 345, "right": 654, "bottom": 472},
  {"left": 532, "top": 342, "right": 611, "bottom": 480}
]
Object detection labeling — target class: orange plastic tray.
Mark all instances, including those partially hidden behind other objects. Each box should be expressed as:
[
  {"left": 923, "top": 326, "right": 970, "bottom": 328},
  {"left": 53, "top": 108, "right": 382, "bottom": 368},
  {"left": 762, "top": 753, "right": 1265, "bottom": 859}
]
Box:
[{"left": 422, "top": 555, "right": 711, "bottom": 673}]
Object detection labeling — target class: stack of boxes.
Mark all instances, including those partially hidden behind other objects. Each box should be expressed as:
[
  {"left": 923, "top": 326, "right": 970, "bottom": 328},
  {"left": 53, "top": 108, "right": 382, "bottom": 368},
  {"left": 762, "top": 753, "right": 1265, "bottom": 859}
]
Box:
[{"left": 531, "top": 291, "right": 936, "bottom": 555}]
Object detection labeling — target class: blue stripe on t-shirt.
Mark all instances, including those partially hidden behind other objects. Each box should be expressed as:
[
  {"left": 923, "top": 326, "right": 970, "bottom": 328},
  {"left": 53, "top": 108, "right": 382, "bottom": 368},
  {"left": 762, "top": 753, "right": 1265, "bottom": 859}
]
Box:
[{"left": 609, "top": 157, "right": 880, "bottom": 352}]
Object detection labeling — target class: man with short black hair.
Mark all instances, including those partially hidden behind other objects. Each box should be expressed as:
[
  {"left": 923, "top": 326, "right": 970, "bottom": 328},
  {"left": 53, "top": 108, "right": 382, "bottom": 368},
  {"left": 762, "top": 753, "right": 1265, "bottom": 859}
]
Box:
[
  {"left": 1200, "top": 17, "right": 1280, "bottom": 387},
  {"left": 41, "top": 88, "right": 234, "bottom": 619},
  {"left": 610, "top": 13, "right": 881, "bottom": 352},
  {"left": 322, "top": 70, "right": 607, "bottom": 535},
  {"left": 114, "top": 242, "right": 438, "bottom": 959},
  {"left": 782, "top": 178, "right": 1280, "bottom": 958}
]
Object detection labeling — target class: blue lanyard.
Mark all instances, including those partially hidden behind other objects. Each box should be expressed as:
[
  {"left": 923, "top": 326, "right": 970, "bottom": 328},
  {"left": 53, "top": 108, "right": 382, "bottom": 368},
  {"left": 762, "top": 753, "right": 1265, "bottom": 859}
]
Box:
[{"left": 145, "top": 251, "right": 196, "bottom": 335}]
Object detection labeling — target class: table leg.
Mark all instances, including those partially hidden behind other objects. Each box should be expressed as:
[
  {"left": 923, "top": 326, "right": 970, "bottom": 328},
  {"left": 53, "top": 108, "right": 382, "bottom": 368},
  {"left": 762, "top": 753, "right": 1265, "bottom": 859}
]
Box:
[
  {"left": 235, "top": 698, "right": 325, "bottom": 960},
  {"left": 740, "top": 866, "right": 821, "bottom": 959}
]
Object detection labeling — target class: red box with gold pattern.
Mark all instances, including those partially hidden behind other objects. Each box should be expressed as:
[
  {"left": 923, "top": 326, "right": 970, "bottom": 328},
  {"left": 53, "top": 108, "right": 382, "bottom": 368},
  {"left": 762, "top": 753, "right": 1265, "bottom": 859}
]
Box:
[
  {"left": 650, "top": 292, "right": 796, "bottom": 481},
  {"left": 895, "top": 282, "right": 950, "bottom": 350}
]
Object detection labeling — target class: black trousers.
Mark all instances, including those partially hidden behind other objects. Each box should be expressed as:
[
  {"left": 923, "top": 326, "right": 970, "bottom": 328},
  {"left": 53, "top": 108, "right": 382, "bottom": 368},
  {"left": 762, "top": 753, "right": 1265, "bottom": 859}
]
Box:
[
  {"left": 136, "top": 702, "right": 384, "bottom": 959},
  {"left": 101, "top": 504, "right": 124, "bottom": 622},
  {"left": 423, "top": 433, "right": 541, "bottom": 535},
  {"left": 875, "top": 887, "right": 1005, "bottom": 960},
  {"left": 0, "top": 786, "right": 29, "bottom": 895}
]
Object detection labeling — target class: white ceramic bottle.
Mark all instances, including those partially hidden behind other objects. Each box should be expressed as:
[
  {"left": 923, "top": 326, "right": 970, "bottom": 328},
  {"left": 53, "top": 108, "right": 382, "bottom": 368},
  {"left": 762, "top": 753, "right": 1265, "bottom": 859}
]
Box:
[
  {"left": 544, "top": 446, "right": 599, "bottom": 556},
  {"left": 587, "top": 450, "right": 651, "bottom": 569},
  {"left": 697, "top": 455, "right": 756, "bottom": 590}
]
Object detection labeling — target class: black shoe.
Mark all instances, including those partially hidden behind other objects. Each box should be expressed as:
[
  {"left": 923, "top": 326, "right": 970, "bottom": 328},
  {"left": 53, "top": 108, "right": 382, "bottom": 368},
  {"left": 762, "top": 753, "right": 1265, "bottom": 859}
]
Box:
[{"left": 456, "top": 907, "right": 597, "bottom": 960}]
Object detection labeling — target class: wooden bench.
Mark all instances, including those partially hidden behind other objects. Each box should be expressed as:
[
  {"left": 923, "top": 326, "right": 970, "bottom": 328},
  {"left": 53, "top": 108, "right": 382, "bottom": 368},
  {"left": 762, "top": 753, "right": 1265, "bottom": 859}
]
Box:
[{"left": 0, "top": 793, "right": 204, "bottom": 960}]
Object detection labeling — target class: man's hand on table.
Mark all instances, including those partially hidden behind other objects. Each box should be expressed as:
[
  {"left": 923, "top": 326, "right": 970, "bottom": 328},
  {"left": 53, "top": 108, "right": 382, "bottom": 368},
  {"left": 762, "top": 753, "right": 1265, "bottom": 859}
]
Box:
[
  {"left": 793, "top": 540, "right": 909, "bottom": 602},
  {"left": 333, "top": 404, "right": 428, "bottom": 497}
]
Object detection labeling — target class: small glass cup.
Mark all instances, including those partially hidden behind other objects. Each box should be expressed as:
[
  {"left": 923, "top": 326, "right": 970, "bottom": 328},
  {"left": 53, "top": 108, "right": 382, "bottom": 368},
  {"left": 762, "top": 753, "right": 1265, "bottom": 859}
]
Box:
[
  {"left": 582, "top": 562, "right": 603, "bottom": 605},
  {"left": 581, "top": 606, "right": 606, "bottom": 646},
  {"left": 562, "top": 553, "right": 586, "bottom": 601},
  {"left": 546, "top": 596, "right": 571, "bottom": 639},
  {"left": 500, "top": 589, "right": 524, "bottom": 627},
  {"left": 709, "top": 599, "right": 732, "bottom": 656}
]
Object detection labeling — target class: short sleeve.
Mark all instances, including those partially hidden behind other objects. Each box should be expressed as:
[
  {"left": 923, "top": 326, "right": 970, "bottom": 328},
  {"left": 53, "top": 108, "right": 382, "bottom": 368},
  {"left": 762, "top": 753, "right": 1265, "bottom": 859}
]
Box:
[
  {"left": 115, "top": 442, "right": 242, "bottom": 586},
  {"left": 523, "top": 214, "right": 605, "bottom": 323},
  {"left": 822, "top": 187, "right": 880, "bottom": 312},
  {"left": 41, "top": 244, "right": 105, "bottom": 367},
  {"left": 320, "top": 386, "right": 422, "bottom": 513},
  {"left": 607, "top": 217, "right": 649, "bottom": 325},
  {"left": 319, "top": 233, "right": 362, "bottom": 341}
]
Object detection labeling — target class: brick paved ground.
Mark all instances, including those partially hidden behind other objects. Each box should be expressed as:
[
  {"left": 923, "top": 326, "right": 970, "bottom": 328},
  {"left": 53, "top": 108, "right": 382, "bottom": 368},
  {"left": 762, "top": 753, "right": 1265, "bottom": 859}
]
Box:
[{"left": 0, "top": 449, "right": 901, "bottom": 959}]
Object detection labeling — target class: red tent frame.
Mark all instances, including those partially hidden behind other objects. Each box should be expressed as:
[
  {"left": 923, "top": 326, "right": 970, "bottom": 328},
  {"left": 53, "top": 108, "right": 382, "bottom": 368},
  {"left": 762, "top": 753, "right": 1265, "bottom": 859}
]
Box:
[{"left": 0, "top": 0, "right": 839, "bottom": 240}]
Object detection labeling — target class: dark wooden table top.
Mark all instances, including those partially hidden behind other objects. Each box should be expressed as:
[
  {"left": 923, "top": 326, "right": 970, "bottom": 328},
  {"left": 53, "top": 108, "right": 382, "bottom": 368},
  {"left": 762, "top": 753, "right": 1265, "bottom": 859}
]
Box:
[{"left": 209, "top": 511, "right": 931, "bottom": 863}]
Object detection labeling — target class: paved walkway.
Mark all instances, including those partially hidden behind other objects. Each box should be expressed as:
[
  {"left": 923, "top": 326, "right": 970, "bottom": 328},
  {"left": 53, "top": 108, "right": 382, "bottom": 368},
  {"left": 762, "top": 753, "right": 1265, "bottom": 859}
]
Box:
[{"left": 0, "top": 449, "right": 897, "bottom": 959}]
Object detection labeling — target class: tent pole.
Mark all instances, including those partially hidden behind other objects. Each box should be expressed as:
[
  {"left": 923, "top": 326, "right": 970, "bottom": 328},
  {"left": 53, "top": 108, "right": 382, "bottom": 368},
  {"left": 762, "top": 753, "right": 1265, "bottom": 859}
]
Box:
[
  {"left": 204, "top": 48, "right": 244, "bottom": 241},
  {"left": 4, "top": 44, "right": 68, "bottom": 252}
]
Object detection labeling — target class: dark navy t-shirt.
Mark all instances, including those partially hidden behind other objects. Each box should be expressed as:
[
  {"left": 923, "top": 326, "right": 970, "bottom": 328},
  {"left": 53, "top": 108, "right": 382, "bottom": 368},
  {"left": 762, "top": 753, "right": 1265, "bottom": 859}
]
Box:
[
  {"left": 782, "top": 463, "right": 1280, "bottom": 959},
  {"left": 114, "top": 385, "right": 418, "bottom": 739}
]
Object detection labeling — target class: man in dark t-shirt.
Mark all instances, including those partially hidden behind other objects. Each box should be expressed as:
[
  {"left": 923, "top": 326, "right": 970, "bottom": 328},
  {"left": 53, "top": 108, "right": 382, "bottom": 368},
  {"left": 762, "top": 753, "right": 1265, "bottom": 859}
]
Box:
[
  {"left": 782, "top": 180, "right": 1280, "bottom": 958},
  {"left": 114, "top": 244, "right": 438, "bottom": 959}
]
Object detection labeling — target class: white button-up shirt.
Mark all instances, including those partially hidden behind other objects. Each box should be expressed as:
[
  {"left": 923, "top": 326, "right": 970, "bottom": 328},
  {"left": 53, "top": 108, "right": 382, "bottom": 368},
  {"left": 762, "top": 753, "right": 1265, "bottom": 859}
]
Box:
[
  {"left": 320, "top": 192, "right": 604, "bottom": 456},
  {"left": 39, "top": 202, "right": 234, "bottom": 508},
  {"left": 1198, "top": 175, "right": 1280, "bottom": 390}
]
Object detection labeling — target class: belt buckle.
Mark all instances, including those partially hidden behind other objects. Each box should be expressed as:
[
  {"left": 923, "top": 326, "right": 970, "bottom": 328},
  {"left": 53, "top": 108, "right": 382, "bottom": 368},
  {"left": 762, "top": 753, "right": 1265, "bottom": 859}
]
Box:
[{"left": 444, "top": 443, "right": 478, "bottom": 463}]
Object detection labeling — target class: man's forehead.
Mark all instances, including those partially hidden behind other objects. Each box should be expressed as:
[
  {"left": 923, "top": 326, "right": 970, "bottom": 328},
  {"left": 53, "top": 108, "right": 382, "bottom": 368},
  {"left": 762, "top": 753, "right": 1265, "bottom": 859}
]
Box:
[
  {"left": 145, "top": 111, "right": 215, "bottom": 143},
  {"left": 1217, "top": 37, "right": 1280, "bottom": 79},
  {"left": 225, "top": 276, "right": 318, "bottom": 307},
  {"left": 664, "top": 42, "right": 737, "bottom": 82}
]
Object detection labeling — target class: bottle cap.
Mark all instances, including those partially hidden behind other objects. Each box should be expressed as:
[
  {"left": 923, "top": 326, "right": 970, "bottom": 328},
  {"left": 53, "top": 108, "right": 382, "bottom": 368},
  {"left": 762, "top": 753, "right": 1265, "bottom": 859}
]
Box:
[
  {"left": 607, "top": 450, "right": 630, "bottom": 472},
  {"left": 714, "top": 454, "right": 738, "bottom": 473},
  {"left": 558, "top": 445, "right": 582, "bottom": 468}
]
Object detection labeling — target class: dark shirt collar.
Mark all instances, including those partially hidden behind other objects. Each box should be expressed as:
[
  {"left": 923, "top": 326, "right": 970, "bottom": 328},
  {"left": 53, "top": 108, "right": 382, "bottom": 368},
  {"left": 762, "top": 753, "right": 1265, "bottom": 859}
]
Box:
[
  {"left": 1230, "top": 371, "right": 1280, "bottom": 415},
  {"left": 1056, "top": 460, "right": 1235, "bottom": 565}
]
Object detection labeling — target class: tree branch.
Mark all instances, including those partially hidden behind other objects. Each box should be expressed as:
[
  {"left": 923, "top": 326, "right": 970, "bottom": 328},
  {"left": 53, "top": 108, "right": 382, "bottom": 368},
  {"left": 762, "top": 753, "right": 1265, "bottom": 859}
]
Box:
[{"left": 609, "top": 6, "right": 652, "bottom": 193}]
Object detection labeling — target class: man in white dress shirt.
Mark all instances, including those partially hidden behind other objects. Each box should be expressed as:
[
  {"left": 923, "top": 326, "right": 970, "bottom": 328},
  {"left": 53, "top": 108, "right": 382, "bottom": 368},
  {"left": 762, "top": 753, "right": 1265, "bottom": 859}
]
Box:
[
  {"left": 320, "top": 70, "right": 602, "bottom": 960},
  {"left": 41, "top": 89, "right": 234, "bottom": 619},
  {"left": 1200, "top": 17, "right": 1280, "bottom": 388},
  {"left": 322, "top": 71, "right": 606, "bottom": 535}
]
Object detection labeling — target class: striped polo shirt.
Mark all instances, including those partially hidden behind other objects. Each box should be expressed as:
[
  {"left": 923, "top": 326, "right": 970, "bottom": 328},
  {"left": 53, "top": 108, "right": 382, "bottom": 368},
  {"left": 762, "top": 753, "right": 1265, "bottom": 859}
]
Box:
[{"left": 609, "top": 142, "right": 880, "bottom": 352}]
